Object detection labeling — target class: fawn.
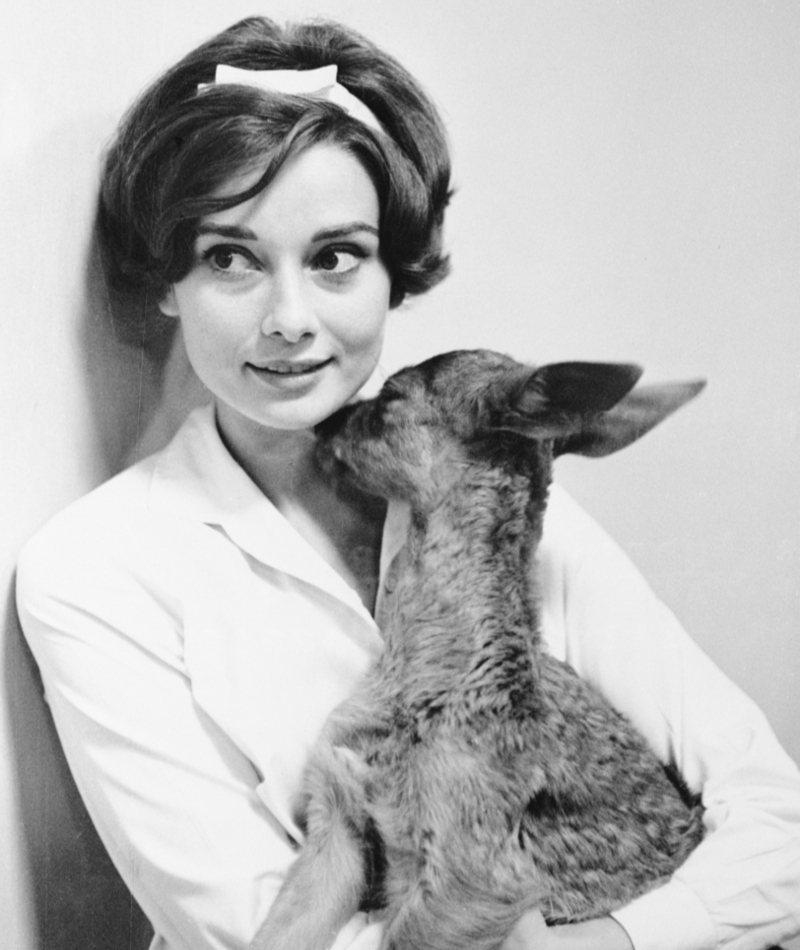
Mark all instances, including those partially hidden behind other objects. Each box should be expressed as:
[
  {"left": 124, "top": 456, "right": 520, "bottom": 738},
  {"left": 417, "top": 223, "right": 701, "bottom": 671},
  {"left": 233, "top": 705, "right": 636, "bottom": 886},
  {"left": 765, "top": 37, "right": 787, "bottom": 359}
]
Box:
[{"left": 251, "top": 349, "right": 706, "bottom": 950}]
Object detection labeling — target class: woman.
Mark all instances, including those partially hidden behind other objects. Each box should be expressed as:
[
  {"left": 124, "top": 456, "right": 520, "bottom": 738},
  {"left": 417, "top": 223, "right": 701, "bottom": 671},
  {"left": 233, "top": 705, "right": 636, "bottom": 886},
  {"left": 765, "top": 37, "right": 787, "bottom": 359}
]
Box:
[{"left": 15, "top": 15, "right": 800, "bottom": 950}]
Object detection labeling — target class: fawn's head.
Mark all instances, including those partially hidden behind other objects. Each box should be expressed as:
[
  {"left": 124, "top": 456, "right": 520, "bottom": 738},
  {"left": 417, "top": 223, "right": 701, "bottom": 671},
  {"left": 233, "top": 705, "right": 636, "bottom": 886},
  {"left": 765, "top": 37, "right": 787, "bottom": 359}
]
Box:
[{"left": 317, "top": 349, "right": 704, "bottom": 511}]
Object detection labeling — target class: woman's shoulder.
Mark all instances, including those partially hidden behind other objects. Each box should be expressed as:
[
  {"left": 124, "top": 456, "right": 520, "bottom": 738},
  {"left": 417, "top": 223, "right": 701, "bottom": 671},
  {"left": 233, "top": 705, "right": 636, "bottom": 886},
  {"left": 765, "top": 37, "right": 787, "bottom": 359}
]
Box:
[
  {"left": 20, "top": 454, "right": 159, "bottom": 564},
  {"left": 537, "top": 483, "right": 652, "bottom": 629},
  {"left": 18, "top": 406, "right": 217, "bottom": 578},
  {"left": 16, "top": 455, "right": 172, "bottom": 617},
  {"left": 541, "top": 482, "right": 619, "bottom": 561},
  {"left": 15, "top": 447, "right": 198, "bottom": 672}
]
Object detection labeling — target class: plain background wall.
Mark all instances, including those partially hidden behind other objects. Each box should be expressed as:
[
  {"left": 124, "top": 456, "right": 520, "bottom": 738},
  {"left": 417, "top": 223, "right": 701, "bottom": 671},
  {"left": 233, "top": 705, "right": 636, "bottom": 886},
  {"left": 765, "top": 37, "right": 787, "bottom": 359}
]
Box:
[{"left": 1, "top": 1, "right": 798, "bottom": 946}]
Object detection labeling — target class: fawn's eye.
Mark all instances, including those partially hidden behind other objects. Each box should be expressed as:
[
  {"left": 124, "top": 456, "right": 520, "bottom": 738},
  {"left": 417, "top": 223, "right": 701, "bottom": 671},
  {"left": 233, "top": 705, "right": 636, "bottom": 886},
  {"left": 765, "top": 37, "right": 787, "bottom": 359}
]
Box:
[{"left": 380, "top": 380, "right": 407, "bottom": 402}]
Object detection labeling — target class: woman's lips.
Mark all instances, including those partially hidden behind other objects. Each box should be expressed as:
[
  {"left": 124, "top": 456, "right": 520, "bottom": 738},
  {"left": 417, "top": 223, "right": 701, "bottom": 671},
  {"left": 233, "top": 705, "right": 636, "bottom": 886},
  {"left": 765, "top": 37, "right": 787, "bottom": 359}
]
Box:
[{"left": 249, "top": 358, "right": 334, "bottom": 377}]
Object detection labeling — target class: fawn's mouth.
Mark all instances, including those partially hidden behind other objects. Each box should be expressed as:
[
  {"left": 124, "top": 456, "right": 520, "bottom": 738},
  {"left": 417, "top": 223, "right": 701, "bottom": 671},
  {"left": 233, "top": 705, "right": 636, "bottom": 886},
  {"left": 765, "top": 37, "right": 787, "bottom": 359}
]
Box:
[{"left": 316, "top": 400, "right": 370, "bottom": 452}]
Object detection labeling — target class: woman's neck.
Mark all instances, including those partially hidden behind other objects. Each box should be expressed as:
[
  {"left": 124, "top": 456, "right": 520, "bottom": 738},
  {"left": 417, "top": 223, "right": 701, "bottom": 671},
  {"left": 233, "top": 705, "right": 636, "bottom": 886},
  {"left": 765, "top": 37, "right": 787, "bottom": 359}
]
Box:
[
  {"left": 214, "top": 401, "right": 385, "bottom": 614},
  {"left": 215, "top": 401, "right": 320, "bottom": 507}
]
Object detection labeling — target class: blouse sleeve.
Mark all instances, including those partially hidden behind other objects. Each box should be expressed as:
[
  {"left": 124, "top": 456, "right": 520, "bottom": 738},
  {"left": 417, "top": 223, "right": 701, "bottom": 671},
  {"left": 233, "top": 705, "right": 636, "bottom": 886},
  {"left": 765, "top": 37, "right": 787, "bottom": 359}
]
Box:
[
  {"left": 538, "top": 485, "right": 800, "bottom": 950},
  {"left": 15, "top": 517, "right": 383, "bottom": 950}
]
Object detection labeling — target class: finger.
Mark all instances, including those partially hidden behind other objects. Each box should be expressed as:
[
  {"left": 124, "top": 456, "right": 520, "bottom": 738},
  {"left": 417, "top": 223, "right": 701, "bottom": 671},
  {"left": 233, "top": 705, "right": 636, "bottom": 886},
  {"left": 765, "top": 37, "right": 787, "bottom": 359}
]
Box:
[{"left": 500, "top": 909, "right": 549, "bottom": 950}]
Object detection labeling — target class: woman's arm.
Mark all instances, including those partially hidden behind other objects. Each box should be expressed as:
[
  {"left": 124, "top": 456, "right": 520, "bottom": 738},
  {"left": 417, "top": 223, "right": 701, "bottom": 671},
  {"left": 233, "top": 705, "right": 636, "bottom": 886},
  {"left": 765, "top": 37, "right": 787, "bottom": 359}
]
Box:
[
  {"left": 502, "top": 911, "right": 634, "bottom": 950},
  {"left": 17, "top": 530, "right": 290, "bottom": 950},
  {"left": 16, "top": 517, "right": 383, "bottom": 950},
  {"left": 536, "top": 485, "right": 800, "bottom": 950}
]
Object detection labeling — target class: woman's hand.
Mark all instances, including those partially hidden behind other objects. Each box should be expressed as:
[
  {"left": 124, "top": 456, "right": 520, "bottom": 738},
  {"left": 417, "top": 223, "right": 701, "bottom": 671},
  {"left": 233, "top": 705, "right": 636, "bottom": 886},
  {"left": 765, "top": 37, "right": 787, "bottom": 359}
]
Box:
[
  {"left": 501, "top": 909, "right": 550, "bottom": 949},
  {"left": 501, "top": 911, "right": 635, "bottom": 950}
]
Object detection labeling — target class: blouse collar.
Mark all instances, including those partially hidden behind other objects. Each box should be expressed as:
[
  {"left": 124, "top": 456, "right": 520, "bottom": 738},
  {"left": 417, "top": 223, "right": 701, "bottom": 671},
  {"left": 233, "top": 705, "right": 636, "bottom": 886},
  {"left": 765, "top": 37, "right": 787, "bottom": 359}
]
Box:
[{"left": 147, "top": 404, "right": 381, "bottom": 625}]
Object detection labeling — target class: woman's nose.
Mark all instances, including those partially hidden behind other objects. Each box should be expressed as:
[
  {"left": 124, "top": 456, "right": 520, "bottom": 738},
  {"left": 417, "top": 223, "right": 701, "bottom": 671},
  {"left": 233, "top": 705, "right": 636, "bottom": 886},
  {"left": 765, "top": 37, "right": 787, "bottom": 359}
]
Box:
[{"left": 260, "top": 270, "right": 319, "bottom": 343}]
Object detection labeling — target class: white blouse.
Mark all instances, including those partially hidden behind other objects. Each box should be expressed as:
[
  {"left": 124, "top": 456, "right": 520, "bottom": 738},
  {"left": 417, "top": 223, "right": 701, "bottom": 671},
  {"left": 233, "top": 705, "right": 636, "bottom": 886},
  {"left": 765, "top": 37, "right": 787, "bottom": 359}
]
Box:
[{"left": 16, "top": 405, "right": 800, "bottom": 950}]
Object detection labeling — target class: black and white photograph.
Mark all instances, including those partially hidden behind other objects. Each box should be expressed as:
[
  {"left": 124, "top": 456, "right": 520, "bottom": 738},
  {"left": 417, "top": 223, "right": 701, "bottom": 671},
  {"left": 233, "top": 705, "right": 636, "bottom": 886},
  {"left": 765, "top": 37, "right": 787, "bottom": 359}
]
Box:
[{"left": 1, "top": 2, "right": 798, "bottom": 948}]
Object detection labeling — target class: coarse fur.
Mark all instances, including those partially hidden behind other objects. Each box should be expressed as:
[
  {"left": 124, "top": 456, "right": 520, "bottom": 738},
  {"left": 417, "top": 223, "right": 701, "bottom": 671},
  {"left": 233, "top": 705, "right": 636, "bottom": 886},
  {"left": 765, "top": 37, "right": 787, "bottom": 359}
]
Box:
[{"left": 250, "top": 349, "right": 707, "bottom": 950}]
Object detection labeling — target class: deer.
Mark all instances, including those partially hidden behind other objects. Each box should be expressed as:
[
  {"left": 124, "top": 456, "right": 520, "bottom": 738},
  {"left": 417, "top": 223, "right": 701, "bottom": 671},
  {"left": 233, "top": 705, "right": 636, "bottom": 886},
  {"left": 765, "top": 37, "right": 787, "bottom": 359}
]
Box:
[{"left": 250, "top": 349, "right": 707, "bottom": 950}]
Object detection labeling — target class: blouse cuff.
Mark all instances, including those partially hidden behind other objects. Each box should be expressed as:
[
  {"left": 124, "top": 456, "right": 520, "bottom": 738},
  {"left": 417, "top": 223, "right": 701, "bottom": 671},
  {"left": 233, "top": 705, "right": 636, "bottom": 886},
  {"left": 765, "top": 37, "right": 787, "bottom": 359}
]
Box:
[{"left": 610, "top": 879, "right": 717, "bottom": 950}]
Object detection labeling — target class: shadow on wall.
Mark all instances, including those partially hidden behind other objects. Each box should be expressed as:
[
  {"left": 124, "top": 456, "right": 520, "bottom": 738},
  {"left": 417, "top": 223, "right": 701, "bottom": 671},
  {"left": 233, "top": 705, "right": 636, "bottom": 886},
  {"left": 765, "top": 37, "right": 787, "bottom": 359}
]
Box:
[
  {"left": 5, "top": 592, "right": 154, "bottom": 949},
  {"left": 80, "top": 215, "right": 208, "bottom": 475},
  {"left": 8, "top": 216, "right": 207, "bottom": 948}
]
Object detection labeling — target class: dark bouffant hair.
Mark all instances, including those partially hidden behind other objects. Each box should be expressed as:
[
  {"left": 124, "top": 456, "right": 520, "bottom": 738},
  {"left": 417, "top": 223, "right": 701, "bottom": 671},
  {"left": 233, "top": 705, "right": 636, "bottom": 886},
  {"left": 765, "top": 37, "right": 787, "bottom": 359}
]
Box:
[{"left": 98, "top": 16, "right": 452, "bottom": 312}]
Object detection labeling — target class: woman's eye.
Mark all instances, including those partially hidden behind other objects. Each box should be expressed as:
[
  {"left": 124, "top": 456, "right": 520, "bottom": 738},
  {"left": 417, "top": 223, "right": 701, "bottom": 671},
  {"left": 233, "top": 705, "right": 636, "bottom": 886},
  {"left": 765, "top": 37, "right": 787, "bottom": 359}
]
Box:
[
  {"left": 200, "top": 245, "right": 258, "bottom": 278},
  {"left": 313, "top": 246, "right": 365, "bottom": 277}
]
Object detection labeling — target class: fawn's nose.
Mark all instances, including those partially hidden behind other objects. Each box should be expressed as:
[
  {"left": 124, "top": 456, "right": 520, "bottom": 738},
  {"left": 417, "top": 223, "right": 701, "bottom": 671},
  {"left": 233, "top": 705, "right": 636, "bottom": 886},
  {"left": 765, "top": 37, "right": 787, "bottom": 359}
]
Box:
[{"left": 260, "top": 269, "right": 320, "bottom": 343}]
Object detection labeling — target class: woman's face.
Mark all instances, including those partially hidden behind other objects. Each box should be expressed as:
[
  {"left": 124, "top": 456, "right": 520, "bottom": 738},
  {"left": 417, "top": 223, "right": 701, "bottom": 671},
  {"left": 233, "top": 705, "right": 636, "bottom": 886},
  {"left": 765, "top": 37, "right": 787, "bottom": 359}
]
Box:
[{"left": 160, "top": 143, "right": 391, "bottom": 445}]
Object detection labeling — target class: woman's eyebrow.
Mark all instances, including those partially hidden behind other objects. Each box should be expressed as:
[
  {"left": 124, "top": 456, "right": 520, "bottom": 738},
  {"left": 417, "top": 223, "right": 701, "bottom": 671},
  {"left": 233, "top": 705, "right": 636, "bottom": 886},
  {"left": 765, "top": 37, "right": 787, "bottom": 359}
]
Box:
[
  {"left": 194, "top": 221, "right": 379, "bottom": 241},
  {"left": 195, "top": 223, "right": 257, "bottom": 240},
  {"left": 313, "top": 222, "right": 380, "bottom": 241}
]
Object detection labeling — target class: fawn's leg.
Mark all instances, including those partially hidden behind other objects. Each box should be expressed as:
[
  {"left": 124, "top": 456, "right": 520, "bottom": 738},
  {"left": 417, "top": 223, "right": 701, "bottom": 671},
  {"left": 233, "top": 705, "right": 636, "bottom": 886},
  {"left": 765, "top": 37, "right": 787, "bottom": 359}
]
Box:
[{"left": 249, "top": 746, "right": 371, "bottom": 950}]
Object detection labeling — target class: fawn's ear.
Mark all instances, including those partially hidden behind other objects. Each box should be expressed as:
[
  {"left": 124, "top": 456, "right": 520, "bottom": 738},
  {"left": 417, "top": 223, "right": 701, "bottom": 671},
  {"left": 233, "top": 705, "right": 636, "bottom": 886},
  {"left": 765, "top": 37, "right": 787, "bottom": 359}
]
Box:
[
  {"left": 515, "top": 362, "right": 644, "bottom": 417},
  {"left": 505, "top": 361, "right": 705, "bottom": 458},
  {"left": 554, "top": 379, "right": 706, "bottom": 457}
]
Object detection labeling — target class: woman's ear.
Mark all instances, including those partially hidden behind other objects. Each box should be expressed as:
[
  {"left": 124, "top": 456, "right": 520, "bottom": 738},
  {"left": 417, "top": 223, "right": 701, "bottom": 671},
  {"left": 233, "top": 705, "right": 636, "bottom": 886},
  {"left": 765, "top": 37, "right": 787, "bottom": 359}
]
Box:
[{"left": 159, "top": 287, "right": 180, "bottom": 318}]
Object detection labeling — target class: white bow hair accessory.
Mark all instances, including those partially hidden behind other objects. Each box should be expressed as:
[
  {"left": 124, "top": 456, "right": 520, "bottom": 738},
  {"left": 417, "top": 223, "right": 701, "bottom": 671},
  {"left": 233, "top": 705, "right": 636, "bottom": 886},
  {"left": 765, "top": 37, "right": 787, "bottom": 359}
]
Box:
[{"left": 198, "top": 64, "right": 383, "bottom": 134}]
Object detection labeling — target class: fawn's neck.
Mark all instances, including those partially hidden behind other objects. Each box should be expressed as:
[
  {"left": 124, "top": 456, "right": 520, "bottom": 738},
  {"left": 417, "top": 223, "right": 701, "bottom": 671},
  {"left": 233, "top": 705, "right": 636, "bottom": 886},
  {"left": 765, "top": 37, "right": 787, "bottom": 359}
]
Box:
[{"left": 377, "top": 463, "right": 549, "bottom": 723}]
